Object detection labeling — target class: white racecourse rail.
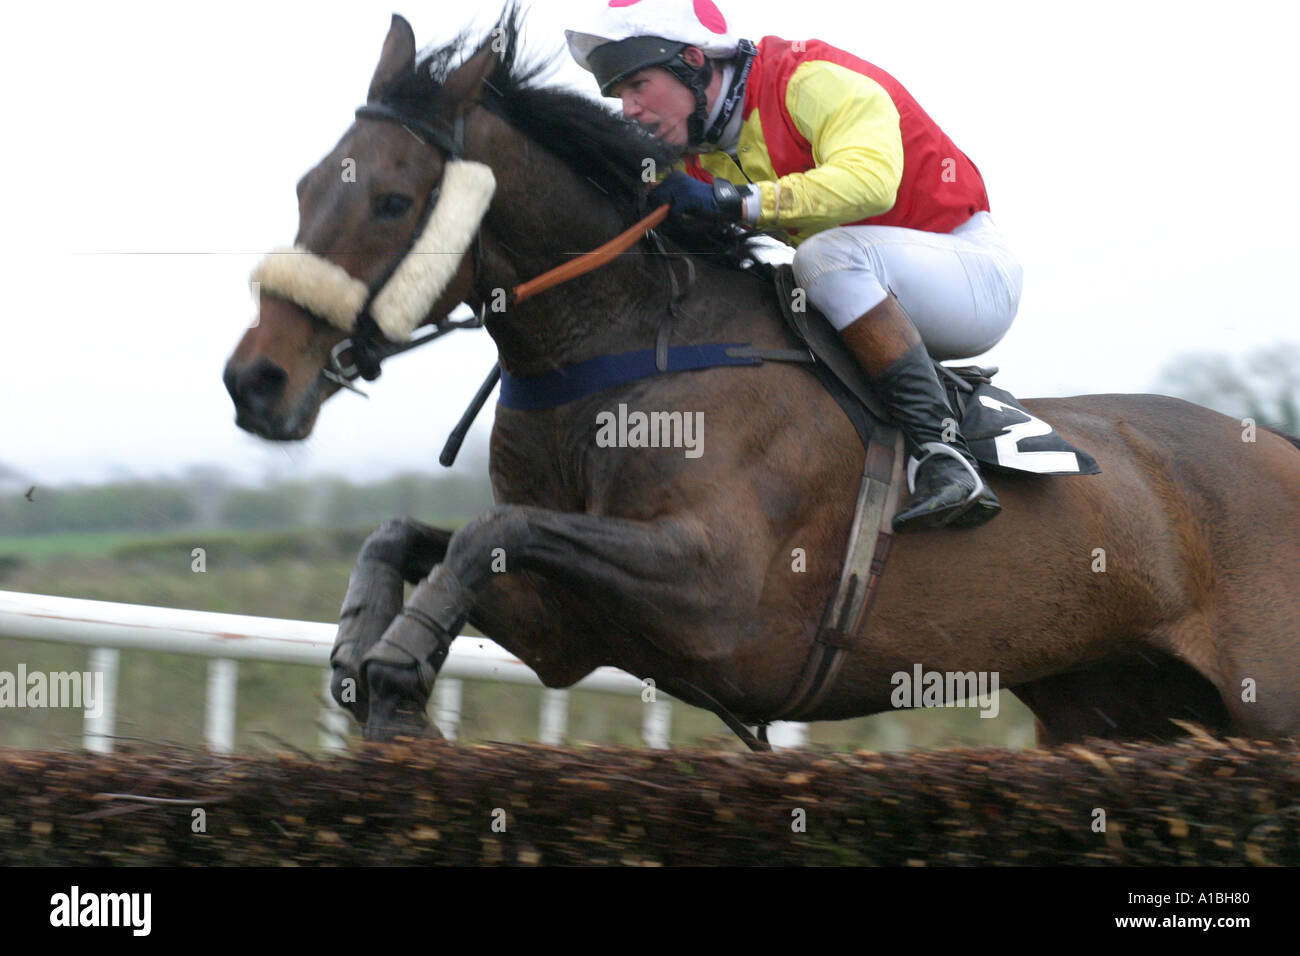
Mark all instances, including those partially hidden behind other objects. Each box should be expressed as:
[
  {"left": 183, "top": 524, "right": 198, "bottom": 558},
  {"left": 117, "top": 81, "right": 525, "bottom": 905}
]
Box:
[{"left": 0, "top": 590, "right": 808, "bottom": 752}]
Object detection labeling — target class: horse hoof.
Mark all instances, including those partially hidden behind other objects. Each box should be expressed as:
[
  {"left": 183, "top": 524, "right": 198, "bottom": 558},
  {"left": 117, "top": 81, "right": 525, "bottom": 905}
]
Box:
[{"left": 363, "top": 661, "right": 437, "bottom": 741}]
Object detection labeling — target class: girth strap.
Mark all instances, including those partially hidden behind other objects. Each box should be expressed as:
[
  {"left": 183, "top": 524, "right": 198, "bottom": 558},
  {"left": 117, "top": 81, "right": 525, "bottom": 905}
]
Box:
[{"left": 768, "top": 431, "right": 905, "bottom": 722}]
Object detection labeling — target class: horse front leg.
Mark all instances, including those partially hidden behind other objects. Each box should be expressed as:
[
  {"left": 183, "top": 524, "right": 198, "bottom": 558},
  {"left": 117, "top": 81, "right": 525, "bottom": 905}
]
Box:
[
  {"left": 361, "top": 505, "right": 733, "bottom": 741},
  {"left": 329, "top": 518, "right": 453, "bottom": 726}
]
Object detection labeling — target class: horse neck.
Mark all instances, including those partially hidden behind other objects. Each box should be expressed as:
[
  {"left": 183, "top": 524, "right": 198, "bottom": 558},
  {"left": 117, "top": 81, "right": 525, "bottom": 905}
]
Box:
[{"left": 471, "top": 118, "right": 674, "bottom": 377}]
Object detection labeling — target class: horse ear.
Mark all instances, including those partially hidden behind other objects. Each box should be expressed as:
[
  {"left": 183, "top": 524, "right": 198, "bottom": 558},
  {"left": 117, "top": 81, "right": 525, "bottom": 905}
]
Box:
[
  {"left": 367, "top": 14, "right": 417, "bottom": 102},
  {"left": 443, "top": 40, "right": 497, "bottom": 114}
]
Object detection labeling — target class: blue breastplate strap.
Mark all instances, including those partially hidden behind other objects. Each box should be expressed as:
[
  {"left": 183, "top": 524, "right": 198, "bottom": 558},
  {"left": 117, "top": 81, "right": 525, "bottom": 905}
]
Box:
[{"left": 498, "top": 343, "right": 761, "bottom": 411}]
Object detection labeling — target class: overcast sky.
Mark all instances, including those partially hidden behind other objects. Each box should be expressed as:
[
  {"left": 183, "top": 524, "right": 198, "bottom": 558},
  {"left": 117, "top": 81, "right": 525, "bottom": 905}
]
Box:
[{"left": 2, "top": 0, "right": 1296, "bottom": 488}]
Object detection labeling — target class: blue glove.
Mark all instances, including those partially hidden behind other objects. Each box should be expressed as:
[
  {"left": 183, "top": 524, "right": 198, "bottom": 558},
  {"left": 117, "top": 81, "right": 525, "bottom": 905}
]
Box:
[{"left": 648, "top": 171, "right": 722, "bottom": 219}]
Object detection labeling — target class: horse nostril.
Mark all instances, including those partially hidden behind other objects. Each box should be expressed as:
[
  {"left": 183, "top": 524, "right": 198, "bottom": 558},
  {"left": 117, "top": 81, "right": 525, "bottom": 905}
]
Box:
[{"left": 232, "top": 357, "right": 288, "bottom": 410}]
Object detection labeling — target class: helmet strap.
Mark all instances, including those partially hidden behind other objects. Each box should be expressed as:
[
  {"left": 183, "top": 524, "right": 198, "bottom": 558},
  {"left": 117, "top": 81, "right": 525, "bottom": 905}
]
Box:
[
  {"left": 663, "top": 54, "right": 714, "bottom": 147},
  {"left": 701, "top": 39, "right": 757, "bottom": 145}
]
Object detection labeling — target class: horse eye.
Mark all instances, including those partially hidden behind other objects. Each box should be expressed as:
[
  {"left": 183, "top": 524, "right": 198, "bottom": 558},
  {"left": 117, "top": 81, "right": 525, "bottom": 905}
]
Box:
[{"left": 373, "top": 193, "right": 414, "bottom": 219}]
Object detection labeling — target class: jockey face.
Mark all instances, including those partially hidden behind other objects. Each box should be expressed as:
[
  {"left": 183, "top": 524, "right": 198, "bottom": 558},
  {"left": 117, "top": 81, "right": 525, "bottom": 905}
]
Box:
[{"left": 612, "top": 47, "right": 713, "bottom": 150}]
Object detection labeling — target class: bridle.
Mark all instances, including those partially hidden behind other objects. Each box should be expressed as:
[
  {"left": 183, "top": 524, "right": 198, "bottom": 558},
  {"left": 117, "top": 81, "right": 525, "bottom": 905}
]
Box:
[{"left": 321, "top": 102, "right": 488, "bottom": 397}]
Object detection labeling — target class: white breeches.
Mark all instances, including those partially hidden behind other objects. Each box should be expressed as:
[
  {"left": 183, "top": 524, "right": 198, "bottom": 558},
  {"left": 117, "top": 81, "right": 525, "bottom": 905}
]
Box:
[{"left": 790, "top": 211, "right": 1024, "bottom": 360}]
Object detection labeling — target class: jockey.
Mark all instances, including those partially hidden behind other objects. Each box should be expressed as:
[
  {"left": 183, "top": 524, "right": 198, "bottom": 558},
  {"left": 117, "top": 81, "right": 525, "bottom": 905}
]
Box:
[{"left": 566, "top": 0, "right": 1023, "bottom": 531}]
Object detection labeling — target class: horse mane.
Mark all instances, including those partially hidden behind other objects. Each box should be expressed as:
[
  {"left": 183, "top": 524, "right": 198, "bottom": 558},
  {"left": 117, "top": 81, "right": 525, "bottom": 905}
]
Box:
[{"left": 378, "top": 3, "right": 766, "bottom": 271}]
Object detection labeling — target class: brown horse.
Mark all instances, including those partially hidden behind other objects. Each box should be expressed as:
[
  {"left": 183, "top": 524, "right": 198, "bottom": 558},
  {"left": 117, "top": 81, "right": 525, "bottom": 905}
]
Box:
[{"left": 224, "top": 10, "right": 1300, "bottom": 747}]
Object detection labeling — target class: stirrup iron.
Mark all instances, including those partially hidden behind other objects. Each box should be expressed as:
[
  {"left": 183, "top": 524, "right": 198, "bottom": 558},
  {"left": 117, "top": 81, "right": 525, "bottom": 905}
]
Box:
[{"left": 905, "top": 441, "right": 985, "bottom": 504}]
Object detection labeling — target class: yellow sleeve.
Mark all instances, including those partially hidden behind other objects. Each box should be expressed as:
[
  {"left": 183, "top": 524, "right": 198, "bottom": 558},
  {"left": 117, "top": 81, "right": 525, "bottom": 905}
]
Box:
[{"left": 755, "top": 60, "right": 904, "bottom": 229}]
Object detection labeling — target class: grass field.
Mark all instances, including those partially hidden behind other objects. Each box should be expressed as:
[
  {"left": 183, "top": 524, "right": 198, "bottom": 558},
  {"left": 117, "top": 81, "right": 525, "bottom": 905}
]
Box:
[{"left": 0, "top": 525, "right": 1037, "bottom": 753}]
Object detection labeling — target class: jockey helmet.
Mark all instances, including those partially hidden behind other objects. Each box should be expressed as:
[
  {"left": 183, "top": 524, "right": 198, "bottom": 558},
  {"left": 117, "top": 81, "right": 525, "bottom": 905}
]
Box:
[{"left": 565, "top": 0, "right": 739, "bottom": 146}]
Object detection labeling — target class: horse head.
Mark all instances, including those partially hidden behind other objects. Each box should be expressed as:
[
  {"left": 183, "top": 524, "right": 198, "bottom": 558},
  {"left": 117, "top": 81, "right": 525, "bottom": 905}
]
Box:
[
  {"left": 224, "top": 4, "right": 707, "bottom": 443},
  {"left": 223, "top": 14, "right": 499, "bottom": 440}
]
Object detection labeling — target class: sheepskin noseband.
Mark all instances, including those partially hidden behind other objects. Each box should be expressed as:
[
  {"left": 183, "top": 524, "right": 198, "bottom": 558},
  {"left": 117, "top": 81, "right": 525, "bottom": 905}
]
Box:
[{"left": 249, "top": 159, "right": 496, "bottom": 342}]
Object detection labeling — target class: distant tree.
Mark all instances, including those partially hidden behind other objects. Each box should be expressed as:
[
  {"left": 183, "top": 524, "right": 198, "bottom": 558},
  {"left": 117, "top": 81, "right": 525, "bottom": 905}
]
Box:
[
  {"left": 180, "top": 465, "right": 235, "bottom": 528},
  {"left": 320, "top": 472, "right": 493, "bottom": 526},
  {"left": 1152, "top": 343, "right": 1300, "bottom": 434},
  {"left": 0, "top": 469, "right": 496, "bottom": 538},
  {"left": 218, "top": 486, "right": 306, "bottom": 529},
  {"left": 0, "top": 482, "right": 197, "bottom": 535}
]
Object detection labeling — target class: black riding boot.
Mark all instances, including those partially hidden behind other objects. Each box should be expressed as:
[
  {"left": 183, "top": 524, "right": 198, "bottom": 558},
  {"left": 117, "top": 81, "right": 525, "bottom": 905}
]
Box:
[
  {"left": 838, "top": 294, "right": 1000, "bottom": 531},
  {"left": 873, "top": 343, "right": 1001, "bottom": 530}
]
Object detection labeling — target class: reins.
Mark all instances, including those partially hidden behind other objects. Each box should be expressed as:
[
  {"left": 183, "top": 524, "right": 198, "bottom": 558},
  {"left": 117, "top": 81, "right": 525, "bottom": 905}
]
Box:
[
  {"left": 326, "top": 201, "right": 670, "bottom": 396},
  {"left": 510, "top": 204, "right": 669, "bottom": 304}
]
